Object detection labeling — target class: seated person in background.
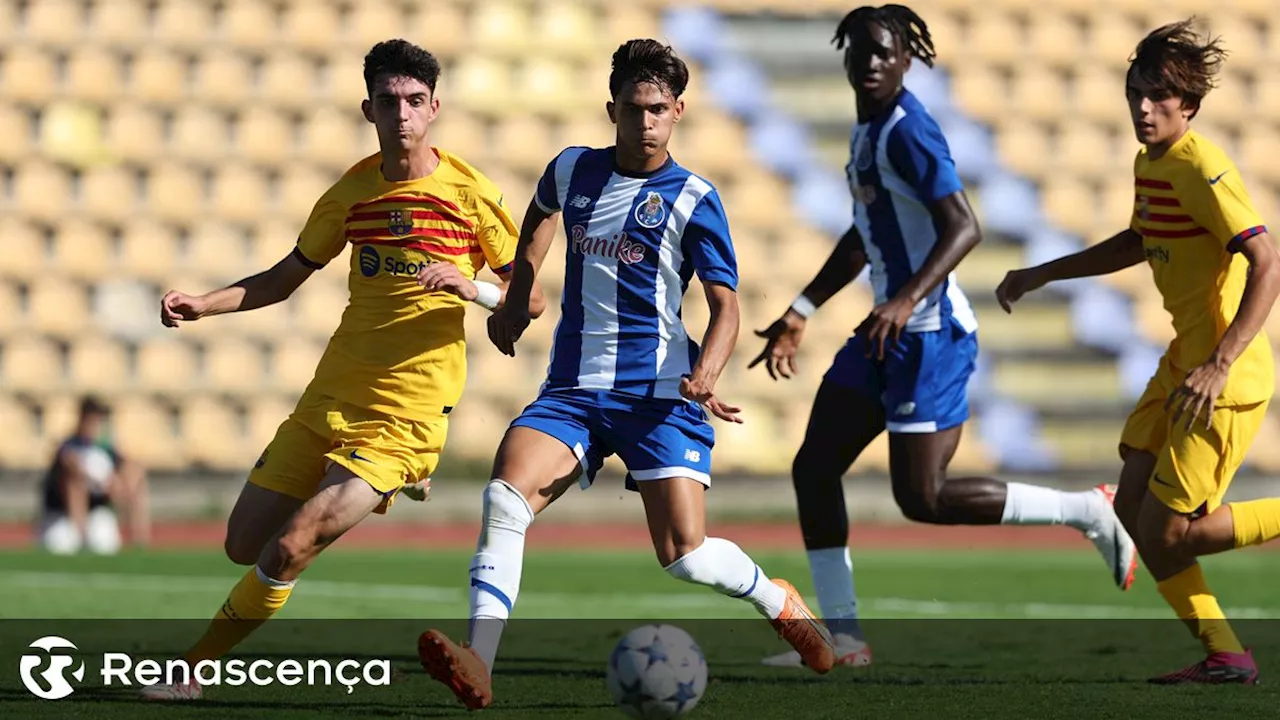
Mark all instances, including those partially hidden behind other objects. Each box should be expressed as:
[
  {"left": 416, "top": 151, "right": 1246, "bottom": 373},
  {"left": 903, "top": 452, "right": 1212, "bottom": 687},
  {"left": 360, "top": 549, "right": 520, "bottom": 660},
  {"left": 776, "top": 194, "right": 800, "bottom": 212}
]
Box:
[{"left": 37, "top": 396, "right": 150, "bottom": 555}]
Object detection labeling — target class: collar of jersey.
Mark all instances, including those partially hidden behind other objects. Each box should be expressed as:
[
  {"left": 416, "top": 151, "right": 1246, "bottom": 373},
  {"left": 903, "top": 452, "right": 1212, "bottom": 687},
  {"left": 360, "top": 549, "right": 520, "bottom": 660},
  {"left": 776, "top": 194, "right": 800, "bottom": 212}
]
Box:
[{"left": 612, "top": 149, "right": 675, "bottom": 179}]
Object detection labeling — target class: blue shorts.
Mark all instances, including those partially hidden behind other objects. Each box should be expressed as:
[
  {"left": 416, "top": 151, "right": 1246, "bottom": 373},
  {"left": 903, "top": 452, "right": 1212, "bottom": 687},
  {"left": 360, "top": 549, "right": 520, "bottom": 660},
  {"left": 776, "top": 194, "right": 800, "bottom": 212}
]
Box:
[
  {"left": 510, "top": 389, "right": 715, "bottom": 491},
  {"left": 824, "top": 323, "right": 978, "bottom": 433}
]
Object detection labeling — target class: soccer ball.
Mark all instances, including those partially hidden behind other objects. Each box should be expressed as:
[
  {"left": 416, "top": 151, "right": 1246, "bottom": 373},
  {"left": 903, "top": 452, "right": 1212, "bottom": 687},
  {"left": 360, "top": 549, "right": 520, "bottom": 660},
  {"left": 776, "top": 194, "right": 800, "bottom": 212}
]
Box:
[{"left": 605, "top": 624, "right": 708, "bottom": 719}]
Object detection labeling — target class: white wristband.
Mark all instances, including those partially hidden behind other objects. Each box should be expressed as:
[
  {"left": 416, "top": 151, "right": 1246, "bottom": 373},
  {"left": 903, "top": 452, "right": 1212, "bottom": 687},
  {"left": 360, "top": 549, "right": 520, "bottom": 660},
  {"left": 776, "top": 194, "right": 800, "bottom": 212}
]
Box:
[
  {"left": 789, "top": 294, "right": 817, "bottom": 319},
  {"left": 472, "top": 281, "right": 501, "bottom": 312}
]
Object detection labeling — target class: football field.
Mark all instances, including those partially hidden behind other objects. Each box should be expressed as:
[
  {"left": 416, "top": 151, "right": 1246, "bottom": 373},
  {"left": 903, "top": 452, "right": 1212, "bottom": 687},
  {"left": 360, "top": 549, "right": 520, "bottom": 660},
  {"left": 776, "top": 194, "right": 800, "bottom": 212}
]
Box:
[{"left": 2, "top": 541, "right": 1279, "bottom": 718}]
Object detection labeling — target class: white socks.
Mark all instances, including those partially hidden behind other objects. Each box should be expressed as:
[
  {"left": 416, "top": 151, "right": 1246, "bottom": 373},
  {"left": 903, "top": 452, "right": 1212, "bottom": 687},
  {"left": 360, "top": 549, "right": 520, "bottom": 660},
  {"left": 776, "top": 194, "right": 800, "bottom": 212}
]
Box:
[
  {"left": 1001, "top": 483, "right": 1098, "bottom": 530},
  {"left": 467, "top": 479, "right": 535, "bottom": 672},
  {"left": 806, "top": 546, "right": 862, "bottom": 640},
  {"left": 664, "top": 537, "right": 788, "bottom": 619}
]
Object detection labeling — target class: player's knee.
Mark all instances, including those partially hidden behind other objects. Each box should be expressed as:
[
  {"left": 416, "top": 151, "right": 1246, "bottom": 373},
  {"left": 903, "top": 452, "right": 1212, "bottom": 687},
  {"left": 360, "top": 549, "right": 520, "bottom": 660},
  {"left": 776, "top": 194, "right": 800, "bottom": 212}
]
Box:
[
  {"left": 223, "top": 534, "right": 261, "bottom": 566},
  {"left": 892, "top": 482, "right": 942, "bottom": 524},
  {"left": 482, "top": 479, "right": 535, "bottom": 532}
]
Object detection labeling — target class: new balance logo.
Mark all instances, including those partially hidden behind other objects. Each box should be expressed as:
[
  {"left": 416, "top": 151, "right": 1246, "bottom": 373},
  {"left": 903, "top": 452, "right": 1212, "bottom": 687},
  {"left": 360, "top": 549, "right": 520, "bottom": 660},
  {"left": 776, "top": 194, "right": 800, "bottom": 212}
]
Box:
[
  {"left": 684, "top": 449, "right": 701, "bottom": 463},
  {"left": 569, "top": 194, "right": 591, "bottom": 209},
  {"left": 894, "top": 402, "right": 916, "bottom": 417}
]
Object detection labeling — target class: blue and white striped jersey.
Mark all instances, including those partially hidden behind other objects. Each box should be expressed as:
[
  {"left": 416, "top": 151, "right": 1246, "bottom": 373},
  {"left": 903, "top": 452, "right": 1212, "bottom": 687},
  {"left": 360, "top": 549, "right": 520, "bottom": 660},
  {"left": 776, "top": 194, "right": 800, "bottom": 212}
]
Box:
[
  {"left": 534, "top": 147, "right": 738, "bottom": 399},
  {"left": 847, "top": 89, "right": 978, "bottom": 334}
]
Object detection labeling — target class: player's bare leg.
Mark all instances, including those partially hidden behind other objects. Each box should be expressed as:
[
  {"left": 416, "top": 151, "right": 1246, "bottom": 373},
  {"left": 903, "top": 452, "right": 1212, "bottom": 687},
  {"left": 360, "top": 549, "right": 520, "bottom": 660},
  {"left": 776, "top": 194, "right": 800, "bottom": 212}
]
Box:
[
  {"left": 1111, "top": 447, "right": 1157, "bottom": 544},
  {"left": 109, "top": 462, "right": 151, "bottom": 548},
  {"left": 143, "top": 467, "right": 383, "bottom": 701},
  {"left": 223, "top": 483, "right": 306, "bottom": 566},
  {"left": 641, "top": 476, "right": 835, "bottom": 674},
  {"left": 419, "top": 426, "right": 581, "bottom": 710},
  {"left": 889, "top": 428, "right": 1138, "bottom": 589},
  {"left": 764, "top": 382, "right": 881, "bottom": 669}
]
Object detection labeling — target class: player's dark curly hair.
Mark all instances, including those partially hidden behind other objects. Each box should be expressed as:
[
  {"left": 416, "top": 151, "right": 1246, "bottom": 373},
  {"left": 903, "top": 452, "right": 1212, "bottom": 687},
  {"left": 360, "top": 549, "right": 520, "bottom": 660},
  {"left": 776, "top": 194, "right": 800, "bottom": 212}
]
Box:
[
  {"left": 833, "top": 4, "right": 936, "bottom": 68},
  {"left": 1127, "top": 18, "right": 1225, "bottom": 118},
  {"left": 363, "top": 39, "right": 441, "bottom": 96},
  {"left": 608, "top": 39, "right": 689, "bottom": 99}
]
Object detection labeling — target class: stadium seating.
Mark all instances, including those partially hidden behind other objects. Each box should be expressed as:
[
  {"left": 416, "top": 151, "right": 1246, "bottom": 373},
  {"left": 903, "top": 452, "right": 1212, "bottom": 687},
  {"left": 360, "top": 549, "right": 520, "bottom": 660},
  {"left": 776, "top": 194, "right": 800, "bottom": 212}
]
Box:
[{"left": 5, "top": 0, "right": 1273, "bottom": 481}]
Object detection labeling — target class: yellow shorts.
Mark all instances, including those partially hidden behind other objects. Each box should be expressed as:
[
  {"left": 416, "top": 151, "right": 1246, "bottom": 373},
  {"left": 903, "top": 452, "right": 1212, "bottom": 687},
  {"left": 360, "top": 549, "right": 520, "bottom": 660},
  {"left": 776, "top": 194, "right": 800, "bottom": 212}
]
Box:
[
  {"left": 248, "top": 390, "right": 448, "bottom": 512},
  {"left": 1119, "top": 358, "right": 1268, "bottom": 516}
]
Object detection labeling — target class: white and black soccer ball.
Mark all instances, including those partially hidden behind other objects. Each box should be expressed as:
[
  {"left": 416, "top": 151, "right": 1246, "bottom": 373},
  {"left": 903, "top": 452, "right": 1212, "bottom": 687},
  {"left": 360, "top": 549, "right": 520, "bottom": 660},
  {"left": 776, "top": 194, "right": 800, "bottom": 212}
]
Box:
[{"left": 606, "top": 624, "right": 708, "bottom": 719}]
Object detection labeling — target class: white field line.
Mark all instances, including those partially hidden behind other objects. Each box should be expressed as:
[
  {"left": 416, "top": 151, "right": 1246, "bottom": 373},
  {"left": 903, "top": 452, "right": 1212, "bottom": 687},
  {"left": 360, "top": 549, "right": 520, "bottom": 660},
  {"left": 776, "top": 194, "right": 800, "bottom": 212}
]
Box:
[{"left": 3, "top": 570, "right": 1280, "bottom": 619}]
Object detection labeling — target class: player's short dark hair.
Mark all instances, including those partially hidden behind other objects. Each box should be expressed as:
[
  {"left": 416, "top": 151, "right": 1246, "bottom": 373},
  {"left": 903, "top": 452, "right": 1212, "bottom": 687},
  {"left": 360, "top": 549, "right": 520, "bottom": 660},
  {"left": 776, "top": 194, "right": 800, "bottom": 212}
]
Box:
[
  {"left": 1127, "top": 18, "right": 1225, "bottom": 117},
  {"left": 608, "top": 39, "right": 689, "bottom": 100},
  {"left": 79, "top": 395, "right": 110, "bottom": 418},
  {"left": 363, "top": 39, "right": 441, "bottom": 97},
  {"left": 833, "top": 4, "right": 937, "bottom": 68}
]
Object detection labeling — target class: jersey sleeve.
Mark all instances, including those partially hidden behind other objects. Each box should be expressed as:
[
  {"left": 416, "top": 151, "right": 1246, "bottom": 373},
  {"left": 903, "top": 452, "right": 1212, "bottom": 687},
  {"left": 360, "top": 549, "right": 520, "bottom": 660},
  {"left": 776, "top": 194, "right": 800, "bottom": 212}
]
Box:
[
  {"left": 534, "top": 154, "right": 561, "bottom": 214},
  {"left": 475, "top": 181, "right": 518, "bottom": 275},
  {"left": 1178, "top": 164, "right": 1267, "bottom": 250},
  {"left": 683, "top": 190, "right": 738, "bottom": 290},
  {"left": 294, "top": 186, "right": 349, "bottom": 269},
  {"left": 885, "top": 114, "right": 964, "bottom": 204}
]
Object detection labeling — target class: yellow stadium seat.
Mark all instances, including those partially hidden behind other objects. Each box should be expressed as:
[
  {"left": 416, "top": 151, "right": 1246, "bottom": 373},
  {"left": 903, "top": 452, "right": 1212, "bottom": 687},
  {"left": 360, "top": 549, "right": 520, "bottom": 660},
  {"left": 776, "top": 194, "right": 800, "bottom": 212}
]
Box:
[
  {"left": 0, "top": 281, "right": 21, "bottom": 337},
  {"left": 1040, "top": 176, "right": 1097, "bottom": 236},
  {"left": 995, "top": 119, "right": 1051, "bottom": 181},
  {"left": 144, "top": 162, "right": 204, "bottom": 223},
  {"left": 65, "top": 47, "right": 125, "bottom": 104},
  {"left": 1072, "top": 65, "right": 1129, "bottom": 129},
  {"left": 81, "top": 165, "right": 138, "bottom": 224},
  {"left": 555, "top": 116, "right": 616, "bottom": 151},
  {"left": 0, "top": 397, "right": 43, "bottom": 469},
  {"left": 493, "top": 115, "right": 554, "bottom": 174},
  {"left": 246, "top": 395, "right": 296, "bottom": 453},
  {"left": 448, "top": 56, "right": 513, "bottom": 116},
  {"left": 187, "top": 222, "right": 251, "bottom": 282},
  {"left": 154, "top": 0, "right": 214, "bottom": 48},
  {"left": 203, "top": 337, "right": 266, "bottom": 394},
  {"left": 181, "top": 396, "right": 249, "bottom": 470},
  {"left": 279, "top": 166, "right": 337, "bottom": 223},
  {"left": 1099, "top": 175, "right": 1137, "bottom": 231},
  {"left": 670, "top": 110, "right": 747, "bottom": 178},
  {"left": 1, "top": 218, "right": 46, "bottom": 282},
  {"left": 170, "top": 107, "right": 232, "bottom": 165},
  {"left": 301, "top": 108, "right": 361, "bottom": 170},
  {"left": 472, "top": 1, "right": 530, "bottom": 57},
  {"left": 250, "top": 218, "right": 302, "bottom": 269},
  {"left": 129, "top": 50, "right": 186, "bottom": 106},
  {"left": 269, "top": 339, "right": 327, "bottom": 394},
  {"left": 39, "top": 101, "right": 104, "bottom": 169},
  {"left": 320, "top": 51, "right": 373, "bottom": 111},
  {"left": 601, "top": 5, "right": 659, "bottom": 49},
  {"left": 948, "top": 64, "right": 1004, "bottom": 125},
  {"left": 1238, "top": 128, "right": 1280, "bottom": 186},
  {"left": 1009, "top": 64, "right": 1067, "bottom": 124},
  {"left": 408, "top": 2, "right": 467, "bottom": 59},
  {"left": 293, "top": 279, "right": 347, "bottom": 340},
  {"left": 1026, "top": 12, "right": 1086, "bottom": 70},
  {"left": 50, "top": 219, "right": 113, "bottom": 282},
  {"left": 2, "top": 336, "right": 64, "bottom": 392},
  {"left": 210, "top": 164, "right": 270, "bottom": 226},
  {"left": 513, "top": 58, "right": 582, "bottom": 117},
  {"left": 0, "top": 103, "right": 32, "bottom": 163},
  {"left": 0, "top": 45, "right": 57, "bottom": 106},
  {"left": 1255, "top": 74, "right": 1280, "bottom": 122},
  {"left": 532, "top": 1, "right": 599, "bottom": 59},
  {"left": 444, "top": 401, "right": 509, "bottom": 460},
  {"left": 13, "top": 161, "right": 71, "bottom": 223},
  {"left": 1194, "top": 71, "right": 1249, "bottom": 133},
  {"left": 193, "top": 50, "right": 253, "bottom": 111},
  {"left": 235, "top": 107, "right": 293, "bottom": 167},
  {"left": 1087, "top": 12, "right": 1147, "bottom": 69},
  {"left": 67, "top": 336, "right": 131, "bottom": 394},
  {"left": 135, "top": 338, "right": 199, "bottom": 396},
  {"left": 721, "top": 172, "right": 797, "bottom": 234},
  {"left": 104, "top": 106, "right": 163, "bottom": 164},
  {"left": 222, "top": 0, "right": 278, "bottom": 51},
  {"left": 92, "top": 0, "right": 149, "bottom": 48},
  {"left": 1207, "top": 15, "right": 1262, "bottom": 69},
  {"left": 113, "top": 397, "right": 185, "bottom": 470},
  {"left": 1056, "top": 123, "right": 1116, "bottom": 182},
  {"left": 966, "top": 12, "right": 1022, "bottom": 68},
  {"left": 347, "top": 3, "right": 401, "bottom": 52},
  {"left": 430, "top": 110, "right": 487, "bottom": 163},
  {"left": 24, "top": 0, "right": 82, "bottom": 48},
  {"left": 119, "top": 219, "right": 180, "bottom": 283},
  {"left": 28, "top": 277, "right": 90, "bottom": 340},
  {"left": 259, "top": 53, "right": 318, "bottom": 111},
  {"left": 280, "top": 1, "right": 341, "bottom": 53}
]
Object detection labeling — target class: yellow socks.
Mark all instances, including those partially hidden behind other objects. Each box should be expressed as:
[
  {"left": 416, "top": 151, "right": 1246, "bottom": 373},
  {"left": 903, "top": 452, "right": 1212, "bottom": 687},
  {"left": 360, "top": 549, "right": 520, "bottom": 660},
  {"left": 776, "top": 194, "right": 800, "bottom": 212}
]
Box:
[
  {"left": 183, "top": 567, "right": 295, "bottom": 665},
  {"left": 1156, "top": 563, "right": 1244, "bottom": 655},
  {"left": 1230, "top": 499, "right": 1280, "bottom": 548}
]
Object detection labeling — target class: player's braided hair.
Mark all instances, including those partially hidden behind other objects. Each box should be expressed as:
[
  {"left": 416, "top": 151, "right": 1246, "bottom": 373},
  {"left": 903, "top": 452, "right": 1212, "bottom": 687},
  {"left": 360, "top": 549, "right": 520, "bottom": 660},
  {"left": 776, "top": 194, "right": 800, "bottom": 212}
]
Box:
[
  {"left": 608, "top": 39, "right": 689, "bottom": 99},
  {"left": 832, "top": 4, "right": 937, "bottom": 68},
  {"left": 1128, "top": 18, "right": 1226, "bottom": 117},
  {"left": 363, "top": 39, "right": 441, "bottom": 96}
]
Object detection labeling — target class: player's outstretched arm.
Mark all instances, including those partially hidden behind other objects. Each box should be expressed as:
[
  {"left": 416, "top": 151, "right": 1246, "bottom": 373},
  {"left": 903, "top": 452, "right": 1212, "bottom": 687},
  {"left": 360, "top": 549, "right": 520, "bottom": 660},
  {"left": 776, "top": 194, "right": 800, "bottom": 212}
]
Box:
[
  {"left": 1169, "top": 231, "right": 1280, "bottom": 429},
  {"left": 159, "top": 250, "right": 316, "bottom": 328},
  {"left": 488, "top": 198, "right": 559, "bottom": 356},
  {"left": 995, "top": 228, "right": 1145, "bottom": 313},
  {"left": 681, "top": 282, "right": 743, "bottom": 424},
  {"left": 749, "top": 225, "right": 868, "bottom": 380}
]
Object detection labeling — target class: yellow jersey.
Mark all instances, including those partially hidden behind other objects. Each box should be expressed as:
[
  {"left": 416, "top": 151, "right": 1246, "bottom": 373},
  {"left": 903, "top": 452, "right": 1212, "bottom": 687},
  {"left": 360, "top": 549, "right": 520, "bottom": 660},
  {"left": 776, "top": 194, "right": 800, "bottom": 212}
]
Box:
[
  {"left": 293, "top": 149, "right": 518, "bottom": 420},
  {"left": 1131, "top": 129, "right": 1274, "bottom": 406}
]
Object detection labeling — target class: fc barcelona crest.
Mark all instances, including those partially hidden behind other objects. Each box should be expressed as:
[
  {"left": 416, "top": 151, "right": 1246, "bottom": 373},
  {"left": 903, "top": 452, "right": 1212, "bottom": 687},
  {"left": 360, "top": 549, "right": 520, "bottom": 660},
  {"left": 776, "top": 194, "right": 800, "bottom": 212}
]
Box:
[
  {"left": 388, "top": 208, "right": 414, "bottom": 237},
  {"left": 634, "top": 192, "right": 667, "bottom": 229}
]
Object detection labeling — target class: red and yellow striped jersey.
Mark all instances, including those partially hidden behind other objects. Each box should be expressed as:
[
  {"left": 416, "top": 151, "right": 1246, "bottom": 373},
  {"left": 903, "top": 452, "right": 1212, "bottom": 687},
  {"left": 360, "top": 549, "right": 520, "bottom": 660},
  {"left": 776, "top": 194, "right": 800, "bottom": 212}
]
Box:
[
  {"left": 1130, "top": 129, "right": 1273, "bottom": 406},
  {"left": 294, "top": 149, "right": 518, "bottom": 420}
]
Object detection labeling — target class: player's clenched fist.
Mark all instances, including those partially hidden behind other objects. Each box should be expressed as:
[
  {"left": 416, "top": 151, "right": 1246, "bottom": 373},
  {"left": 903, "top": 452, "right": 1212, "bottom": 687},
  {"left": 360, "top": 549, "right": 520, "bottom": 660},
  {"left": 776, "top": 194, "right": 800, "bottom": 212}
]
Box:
[
  {"left": 994, "top": 268, "right": 1047, "bottom": 314},
  {"left": 417, "top": 262, "right": 478, "bottom": 301},
  {"left": 487, "top": 304, "right": 529, "bottom": 357},
  {"left": 160, "top": 290, "right": 207, "bottom": 328}
]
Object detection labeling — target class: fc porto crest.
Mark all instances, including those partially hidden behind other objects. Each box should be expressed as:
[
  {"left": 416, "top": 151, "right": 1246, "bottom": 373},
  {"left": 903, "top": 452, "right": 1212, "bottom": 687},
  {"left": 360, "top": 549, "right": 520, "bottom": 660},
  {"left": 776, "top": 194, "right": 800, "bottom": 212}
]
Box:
[
  {"left": 634, "top": 192, "right": 667, "bottom": 229},
  {"left": 387, "top": 208, "right": 414, "bottom": 237}
]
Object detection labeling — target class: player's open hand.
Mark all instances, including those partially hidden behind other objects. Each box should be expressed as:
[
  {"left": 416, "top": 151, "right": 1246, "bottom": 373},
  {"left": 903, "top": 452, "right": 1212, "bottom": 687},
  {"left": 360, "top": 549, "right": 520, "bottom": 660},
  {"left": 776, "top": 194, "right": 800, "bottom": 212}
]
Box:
[
  {"left": 160, "top": 290, "right": 207, "bottom": 328},
  {"left": 679, "top": 375, "right": 743, "bottom": 424},
  {"left": 488, "top": 304, "right": 530, "bottom": 357},
  {"left": 995, "top": 268, "right": 1047, "bottom": 314},
  {"left": 1166, "top": 360, "right": 1229, "bottom": 432},
  {"left": 748, "top": 311, "right": 806, "bottom": 380},
  {"left": 417, "top": 262, "right": 478, "bottom": 301},
  {"left": 856, "top": 295, "right": 916, "bottom": 361}
]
